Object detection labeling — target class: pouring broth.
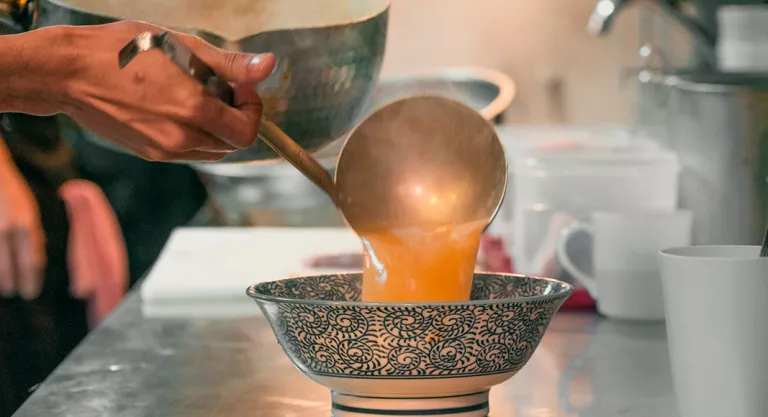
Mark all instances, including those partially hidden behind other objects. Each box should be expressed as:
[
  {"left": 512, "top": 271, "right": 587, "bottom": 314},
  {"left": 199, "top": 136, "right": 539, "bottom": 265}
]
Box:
[{"left": 360, "top": 220, "right": 486, "bottom": 303}]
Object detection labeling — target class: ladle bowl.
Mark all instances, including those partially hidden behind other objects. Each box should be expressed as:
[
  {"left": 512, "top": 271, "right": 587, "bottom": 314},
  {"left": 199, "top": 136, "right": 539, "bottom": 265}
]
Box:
[
  {"left": 336, "top": 95, "right": 508, "bottom": 233},
  {"left": 247, "top": 273, "right": 573, "bottom": 416}
]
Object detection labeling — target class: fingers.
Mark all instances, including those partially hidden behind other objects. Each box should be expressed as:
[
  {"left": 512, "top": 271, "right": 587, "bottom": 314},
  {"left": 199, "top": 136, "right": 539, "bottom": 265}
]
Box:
[
  {"left": 73, "top": 111, "right": 237, "bottom": 162},
  {"left": 182, "top": 35, "right": 276, "bottom": 83},
  {"left": 0, "top": 226, "right": 45, "bottom": 300},
  {"left": 123, "top": 142, "right": 231, "bottom": 163},
  {"left": 234, "top": 82, "right": 263, "bottom": 116},
  {"left": 194, "top": 85, "right": 263, "bottom": 149},
  {"left": 12, "top": 227, "right": 45, "bottom": 300},
  {"left": 0, "top": 166, "right": 45, "bottom": 299},
  {"left": 151, "top": 119, "right": 240, "bottom": 153},
  {"left": 177, "top": 37, "right": 271, "bottom": 149},
  {"left": 233, "top": 83, "right": 265, "bottom": 143}
]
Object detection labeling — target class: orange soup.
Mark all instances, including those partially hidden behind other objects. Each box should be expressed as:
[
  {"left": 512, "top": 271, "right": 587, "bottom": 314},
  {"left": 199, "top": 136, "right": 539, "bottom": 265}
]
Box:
[{"left": 360, "top": 220, "right": 486, "bottom": 302}]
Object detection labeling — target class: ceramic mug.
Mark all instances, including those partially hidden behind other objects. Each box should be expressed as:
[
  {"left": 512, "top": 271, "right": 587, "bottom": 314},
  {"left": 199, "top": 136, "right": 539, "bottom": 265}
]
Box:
[
  {"left": 557, "top": 210, "right": 692, "bottom": 320},
  {"left": 659, "top": 246, "right": 768, "bottom": 417}
]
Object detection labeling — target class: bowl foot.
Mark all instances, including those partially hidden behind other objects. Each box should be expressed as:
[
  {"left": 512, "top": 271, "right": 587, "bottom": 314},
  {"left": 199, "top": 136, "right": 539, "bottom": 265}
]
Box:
[{"left": 331, "top": 390, "right": 490, "bottom": 416}]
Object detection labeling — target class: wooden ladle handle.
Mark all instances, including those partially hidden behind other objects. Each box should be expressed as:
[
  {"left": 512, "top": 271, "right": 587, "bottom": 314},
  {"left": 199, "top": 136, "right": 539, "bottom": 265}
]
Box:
[{"left": 258, "top": 120, "right": 339, "bottom": 205}]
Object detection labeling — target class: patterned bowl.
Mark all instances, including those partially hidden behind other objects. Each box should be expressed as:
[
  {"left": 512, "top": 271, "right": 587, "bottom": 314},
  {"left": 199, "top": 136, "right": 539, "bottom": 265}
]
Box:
[{"left": 246, "top": 273, "right": 572, "bottom": 417}]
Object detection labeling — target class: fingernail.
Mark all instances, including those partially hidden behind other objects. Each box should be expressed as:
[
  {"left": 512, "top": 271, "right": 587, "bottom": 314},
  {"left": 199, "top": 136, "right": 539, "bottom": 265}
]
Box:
[
  {"left": 250, "top": 53, "right": 277, "bottom": 75},
  {"left": 249, "top": 54, "right": 264, "bottom": 66},
  {"left": 249, "top": 53, "right": 273, "bottom": 66}
]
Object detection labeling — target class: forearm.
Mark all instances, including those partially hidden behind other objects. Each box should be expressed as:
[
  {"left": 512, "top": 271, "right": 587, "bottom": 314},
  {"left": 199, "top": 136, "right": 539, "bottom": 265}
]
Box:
[{"left": 0, "top": 26, "right": 80, "bottom": 115}]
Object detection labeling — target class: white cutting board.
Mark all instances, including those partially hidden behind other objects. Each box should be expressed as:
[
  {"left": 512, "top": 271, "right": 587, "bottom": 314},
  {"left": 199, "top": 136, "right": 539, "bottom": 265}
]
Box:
[{"left": 140, "top": 227, "right": 362, "bottom": 318}]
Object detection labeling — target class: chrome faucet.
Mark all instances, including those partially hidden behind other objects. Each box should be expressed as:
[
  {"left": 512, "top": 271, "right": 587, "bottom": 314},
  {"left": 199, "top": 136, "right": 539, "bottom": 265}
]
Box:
[
  {"left": 588, "top": 0, "right": 717, "bottom": 69},
  {"left": 587, "top": 0, "right": 633, "bottom": 36}
]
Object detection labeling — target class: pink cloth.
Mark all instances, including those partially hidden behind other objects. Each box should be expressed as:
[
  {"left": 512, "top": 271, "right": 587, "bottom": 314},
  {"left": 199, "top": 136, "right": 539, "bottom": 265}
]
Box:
[
  {"left": 58, "top": 180, "right": 128, "bottom": 328},
  {"left": 480, "top": 233, "right": 595, "bottom": 310},
  {"left": 478, "top": 235, "right": 515, "bottom": 273}
]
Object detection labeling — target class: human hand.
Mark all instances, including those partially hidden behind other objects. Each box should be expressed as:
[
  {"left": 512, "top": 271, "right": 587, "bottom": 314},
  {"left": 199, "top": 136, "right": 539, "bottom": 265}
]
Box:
[
  {"left": 0, "top": 154, "right": 45, "bottom": 300},
  {"left": 37, "top": 21, "right": 276, "bottom": 162}
]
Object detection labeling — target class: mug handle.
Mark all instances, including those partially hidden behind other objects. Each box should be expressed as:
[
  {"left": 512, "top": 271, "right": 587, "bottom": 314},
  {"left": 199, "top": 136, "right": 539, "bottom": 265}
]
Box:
[{"left": 556, "top": 221, "right": 598, "bottom": 299}]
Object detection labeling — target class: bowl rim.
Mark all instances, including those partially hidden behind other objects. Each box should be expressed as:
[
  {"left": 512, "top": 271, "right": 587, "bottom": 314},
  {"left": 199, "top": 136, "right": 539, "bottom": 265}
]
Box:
[{"left": 245, "top": 272, "right": 574, "bottom": 307}]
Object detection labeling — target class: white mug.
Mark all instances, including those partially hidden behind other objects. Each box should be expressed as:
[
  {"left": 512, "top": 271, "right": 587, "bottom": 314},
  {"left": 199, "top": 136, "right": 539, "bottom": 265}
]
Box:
[
  {"left": 557, "top": 210, "right": 692, "bottom": 320},
  {"left": 659, "top": 245, "right": 768, "bottom": 417}
]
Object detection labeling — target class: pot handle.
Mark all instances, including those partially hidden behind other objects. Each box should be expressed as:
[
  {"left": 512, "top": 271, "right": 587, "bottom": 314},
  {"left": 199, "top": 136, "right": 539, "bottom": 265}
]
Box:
[
  {"left": 0, "top": 0, "right": 38, "bottom": 33},
  {"left": 556, "top": 221, "right": 599, "bottom": 298}
]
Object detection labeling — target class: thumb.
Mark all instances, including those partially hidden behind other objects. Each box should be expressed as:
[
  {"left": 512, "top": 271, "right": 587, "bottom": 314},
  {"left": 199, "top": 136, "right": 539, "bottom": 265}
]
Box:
[{"left": 183, "top": 36, "right": 276, "bottom": 83}]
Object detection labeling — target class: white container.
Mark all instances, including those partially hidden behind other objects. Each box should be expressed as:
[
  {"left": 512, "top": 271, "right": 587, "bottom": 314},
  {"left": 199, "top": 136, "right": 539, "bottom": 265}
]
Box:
[
  {"left": 717, "top": 5, "right": 768, "bottom": 72},
  {"left": 512, "top": 146, "right": 680, "bottom": 274},
  {"left": 488, "top": 124, "right": 658, "bottom": 236}
]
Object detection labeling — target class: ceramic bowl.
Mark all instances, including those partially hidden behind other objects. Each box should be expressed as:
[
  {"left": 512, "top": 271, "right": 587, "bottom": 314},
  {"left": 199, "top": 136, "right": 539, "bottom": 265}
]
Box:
[{"left": 247, "top": 273, "right": 572, "bottom": 416}]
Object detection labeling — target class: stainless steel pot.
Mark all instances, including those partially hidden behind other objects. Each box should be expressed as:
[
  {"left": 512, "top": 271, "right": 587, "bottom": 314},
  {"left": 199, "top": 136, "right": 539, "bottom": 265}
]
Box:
[
  {"left": 631, "top": 66, "right": 768, "bottom": 245},
  {"left": 198, "top": 68, "right": 516, "bottom": 226},
  {"left": 0, "top": 0, "right": 388, "bottom": 164},
  {"left": 665, "top": 74, "right": 768, "bottom": 245}
]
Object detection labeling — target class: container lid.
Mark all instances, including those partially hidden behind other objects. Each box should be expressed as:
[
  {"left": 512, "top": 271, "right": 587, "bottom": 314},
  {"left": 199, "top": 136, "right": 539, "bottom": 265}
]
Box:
[
  {"left": 497, "top": 124, "right": 675, "bottom": 173},
  {"left": 497, "top": 124, "right": 659, "bottom": 159},
  {"left": 514, "top": 144, "right": 680, "bottom": 176}
]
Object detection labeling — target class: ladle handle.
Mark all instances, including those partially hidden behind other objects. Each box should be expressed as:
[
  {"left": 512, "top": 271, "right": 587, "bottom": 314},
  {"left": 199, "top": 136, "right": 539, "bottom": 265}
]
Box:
[
  {"left": 197, "top": 74, "right": 339, "bottom": 205},
  {"left": 258, "top": 120, "right": 339, "bottom": 204}
]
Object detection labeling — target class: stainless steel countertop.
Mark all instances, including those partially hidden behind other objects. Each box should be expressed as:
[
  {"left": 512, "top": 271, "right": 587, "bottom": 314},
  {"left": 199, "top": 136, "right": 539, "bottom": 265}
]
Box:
[{"left": 13, "top": 290, "right": 678, "bottom": 416}]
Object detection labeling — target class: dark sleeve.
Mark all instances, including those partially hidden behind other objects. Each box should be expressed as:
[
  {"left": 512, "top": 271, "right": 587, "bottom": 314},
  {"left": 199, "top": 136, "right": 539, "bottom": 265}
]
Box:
[
  {"left": 0, "top": 114, "right": 88, "bottom": 417},
  {"left": 0, "top": 113, "right": 79, "bottom": 189}
]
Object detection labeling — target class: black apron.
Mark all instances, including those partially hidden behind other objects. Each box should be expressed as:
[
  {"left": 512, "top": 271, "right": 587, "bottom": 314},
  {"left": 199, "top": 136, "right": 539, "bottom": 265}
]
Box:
[
  {"left": 0, "top": 114, "right": 207, "bottom": 416},
  {"left": 0, "top": 113, "right": 86, "bottom": 417}
]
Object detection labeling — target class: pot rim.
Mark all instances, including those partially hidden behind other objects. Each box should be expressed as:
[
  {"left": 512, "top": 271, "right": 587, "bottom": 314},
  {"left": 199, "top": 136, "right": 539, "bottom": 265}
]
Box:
[{"left": 45, "top": 0, "right": 391, "bottom": 43}]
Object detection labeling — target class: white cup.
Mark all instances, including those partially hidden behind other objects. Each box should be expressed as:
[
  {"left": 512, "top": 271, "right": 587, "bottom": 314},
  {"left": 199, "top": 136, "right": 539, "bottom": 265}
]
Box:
[
  {"left": 659, "top": 246, "right": 768, "bottom": 417},
  {"left": 557, "top": 210, "right": 692, "bottom": 320}
]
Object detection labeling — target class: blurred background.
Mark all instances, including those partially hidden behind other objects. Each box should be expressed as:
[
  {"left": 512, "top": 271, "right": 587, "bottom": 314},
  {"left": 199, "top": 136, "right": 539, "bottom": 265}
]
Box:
[
  {"left": 385, "top": 0, "right": 639, "bottom": 125},
  {"left": 3, "top": 0, "right": 768, "bottom": 415},
  {"left": 383, "top": 0, "right": 690, "bottom": 125}
]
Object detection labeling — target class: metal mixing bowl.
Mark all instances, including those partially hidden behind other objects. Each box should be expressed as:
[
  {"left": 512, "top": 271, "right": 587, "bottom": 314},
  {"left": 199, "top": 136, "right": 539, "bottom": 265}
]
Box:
[
  {"left": 29, "top": 0, "right": 389, "bottom": 163},
  {"left": 197, "top": 67, "right": 516, "bottom": 226}
]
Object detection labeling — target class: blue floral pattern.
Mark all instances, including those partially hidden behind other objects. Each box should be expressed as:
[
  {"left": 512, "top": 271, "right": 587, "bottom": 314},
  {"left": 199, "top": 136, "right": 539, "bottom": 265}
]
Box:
[{"left": 250, "top": 273, "right": 571, "bottom": 379}]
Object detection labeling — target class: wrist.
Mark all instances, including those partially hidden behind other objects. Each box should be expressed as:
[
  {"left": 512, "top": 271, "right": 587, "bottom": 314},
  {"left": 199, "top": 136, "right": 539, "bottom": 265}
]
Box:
[{"left": 0, "top": 26, "right": 84, "bottom": 115}]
